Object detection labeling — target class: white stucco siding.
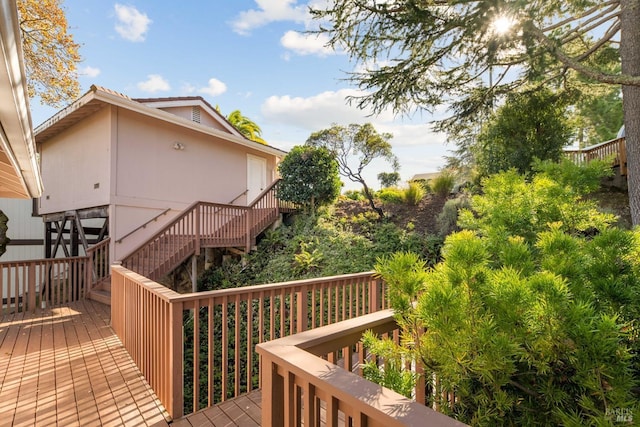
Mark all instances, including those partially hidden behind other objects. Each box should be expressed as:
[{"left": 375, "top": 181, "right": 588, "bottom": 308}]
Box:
[
  {"left": 114, "top": 109, "right": 257, "bottom": 205},
  {"left": 38, "top": 108, "right": 112, "bottom": 214}
]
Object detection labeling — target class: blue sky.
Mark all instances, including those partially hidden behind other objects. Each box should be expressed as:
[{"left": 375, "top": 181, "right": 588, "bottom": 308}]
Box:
[{"left": 30, "top": 1, "right": 451, "bottom": 190}]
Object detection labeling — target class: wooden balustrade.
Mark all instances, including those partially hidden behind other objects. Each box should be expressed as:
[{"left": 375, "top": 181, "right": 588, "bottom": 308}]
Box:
[
  {"left": 0, "top": 256, "right": 90, "bottom": 314},
  {"left": 257, "top": 310, "right": 467, "bottom": 427},
  {"left": 110, "top": 264, "right": 386, "bottom": 420},
  {"left": 121, "top": 179, "right": 293, "bottom": 281},
  {"left": 565, "top": 137, "right": 627, "bottom": 175},
  {"left": 86, "top": 237, "right": 111, "bottom": 284}
]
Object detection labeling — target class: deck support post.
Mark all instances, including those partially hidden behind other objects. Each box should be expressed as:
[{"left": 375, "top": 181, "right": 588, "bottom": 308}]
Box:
[{"left": 191, "top": 255, "right": 197, "bottom": 293}]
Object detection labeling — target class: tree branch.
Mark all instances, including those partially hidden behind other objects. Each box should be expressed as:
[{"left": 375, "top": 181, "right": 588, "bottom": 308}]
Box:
[
  {"left": 541, "top": 1, "right": 618, "bottom": 33},
  {"left": 528, "top": 23, "right": 640, "bottom": 86}
]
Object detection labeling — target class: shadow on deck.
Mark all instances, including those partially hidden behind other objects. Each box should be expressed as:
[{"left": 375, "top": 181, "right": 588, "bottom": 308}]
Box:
[{"left": 0, "top": 300, "right": 260, "bottom": 426}]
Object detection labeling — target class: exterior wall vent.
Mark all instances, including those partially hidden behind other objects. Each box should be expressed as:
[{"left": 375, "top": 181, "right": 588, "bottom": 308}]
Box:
[{"left": 192, "top": 106, "right": 201, "bottom": 123}]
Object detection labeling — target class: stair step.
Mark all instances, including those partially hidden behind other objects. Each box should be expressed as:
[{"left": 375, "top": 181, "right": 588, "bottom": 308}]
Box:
[{"left": 88, "top": 289, "right": 111, "bottom": 306}]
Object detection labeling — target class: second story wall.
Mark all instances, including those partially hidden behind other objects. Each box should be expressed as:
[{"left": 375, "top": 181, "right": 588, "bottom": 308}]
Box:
[
  {"left": 112, "top": 107, "right": 275, "bottom": 206},
  {"left": 38, "top": 107, "right": 112, "bottom": 215},
  {"left": 111, "top": 108, "right": 278, "bottom": 260}
]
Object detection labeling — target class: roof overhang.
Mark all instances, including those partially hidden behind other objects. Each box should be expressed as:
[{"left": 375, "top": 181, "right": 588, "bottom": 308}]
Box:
[
  {"left": 36, "top": 85, "right": 288, "bottom": 158},
  {"left": 0, "top": 1, "right": 43, "bottom": 198}
]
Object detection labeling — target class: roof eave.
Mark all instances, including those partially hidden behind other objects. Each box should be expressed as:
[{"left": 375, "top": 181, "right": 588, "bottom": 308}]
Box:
[
  {"left": 0, "top": 0, "right": 43, "bottom": 198},
  {"left": 36, "top": 86, "right": 287, "bottom": 158}
]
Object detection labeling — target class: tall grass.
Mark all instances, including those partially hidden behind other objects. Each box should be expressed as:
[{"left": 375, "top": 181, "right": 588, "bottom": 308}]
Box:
[{"left": 431, "top": 171, "right": 456, "bottom": 197}]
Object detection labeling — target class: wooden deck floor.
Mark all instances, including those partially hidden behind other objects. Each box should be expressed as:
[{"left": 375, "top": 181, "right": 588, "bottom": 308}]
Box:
[{"left": 0, "top": 300, "right": 262, "bottom": 426}]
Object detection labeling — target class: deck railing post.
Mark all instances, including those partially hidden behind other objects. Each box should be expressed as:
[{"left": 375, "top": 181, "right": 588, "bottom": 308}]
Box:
[
  {"left": 296, "top": 288, "right": 309, "bottom": 333},
  {"left": 369, "top": 277, "right": 381, "bottom": 311},
  {"left": 262, "top": 358, "right": 285, "bottom": 427},
  {"left": 620, "top": 138, "right": 627, "bottom": 175},
  {"left": 28, "top": 263, "right": 36, "bottom": 312},
  {"left": 245, "top": 208, "right": 253, "bottom": 252},
  {"left": 169, "top": 300, "right": 184, "bottom": 419},
  {"left": 195, "top": 204, "right": 201, "bottom": 256}
]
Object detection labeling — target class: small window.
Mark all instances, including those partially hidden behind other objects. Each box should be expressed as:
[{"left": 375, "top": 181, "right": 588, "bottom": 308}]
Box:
[{"left": 192, "top": 106, "right": 201, "bottom": 123}]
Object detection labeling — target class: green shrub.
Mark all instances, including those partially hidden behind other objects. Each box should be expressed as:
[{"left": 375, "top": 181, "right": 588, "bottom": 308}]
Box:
[
  {"left": 402, "top": 182, "right": 425, "bottom": 206},
  {"left": 436, "top": 194, "right": 471, "bottom": 237},
  {"left": 343, "top": 189, "right": 365, "bottom": 201},
  {"left": 431, "top": 171, "right": 455, "bottom": 197},
  {"left": 365, "top": 166, "right": 640, "bottom": 426},
  {"left": 377, "top": 187, "right": 404, "bottom": 204},
  {"left": 410, "top": 179, "right": 431, "bottom": 193}
]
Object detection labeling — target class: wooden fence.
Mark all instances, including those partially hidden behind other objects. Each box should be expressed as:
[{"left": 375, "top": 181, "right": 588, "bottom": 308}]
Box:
[
  {"left": 110, "top": 265, "right": 386, "bottom": 419},
  {"left": 0, "top": 238, "right": 110, "bottom": 315}
]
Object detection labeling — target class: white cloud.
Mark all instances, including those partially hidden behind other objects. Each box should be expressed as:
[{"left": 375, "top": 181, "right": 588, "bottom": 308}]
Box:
[
  {"left": 280, "top": 31, "right": 336, "bottom": 56},
  {"left": 137, "top": 74, "right": 170, "bottom": 92},
  {"left": 261, "top": 89, "right": 395, "bottom": 130},
  {"left": 79, "top": 66, "right": 101, "bottom": 78},
  {"left": 260, "top": 88, "right": 449, "bottom": 188},
  {"left": 231, "top": 0, "right": 308, "bottom": 35},
  {"left": 198, "top": 78, "right": 227, "bottom": 97},
  {"left": 181, "top": 83, "right": 197, "bottom": 94},
  {"left": 114, "top": 4, "right": 152, "bottom": 42}
]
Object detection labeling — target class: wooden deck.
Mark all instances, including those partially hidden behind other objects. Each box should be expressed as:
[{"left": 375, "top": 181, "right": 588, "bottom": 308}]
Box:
[{"left": 0, "top": 300, "right": 261, "bottom": 426}]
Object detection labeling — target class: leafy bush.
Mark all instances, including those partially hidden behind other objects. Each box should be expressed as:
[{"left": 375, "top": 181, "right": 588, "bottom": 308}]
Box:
[
  {"left": 431, "top": 171, "right": 455, "bottom": 197},
  {"left": 343, "top": 189, "right": 365, "bottom": 201},
  {"left": 364, "top": 166, "right": 640, "bottom": 425},
  {"left": 402, "top": 182, "right": 425, "bottom": 206},
  {"left": 436, "top": 194, "right": 471, "bottom": 237},
  {"left": 377, "top": 187, "right": 404, "bottom": 204},
  {"left": 278, "top": 145, "right": 341, "bottom": 211}
]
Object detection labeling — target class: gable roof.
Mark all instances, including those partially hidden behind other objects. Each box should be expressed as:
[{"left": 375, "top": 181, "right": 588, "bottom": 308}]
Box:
[
  {"left": 0, "top": 1, "right": 43, "bottom": 198},
  {"left": 133, "top": 95, "right": 242, "bottom": 137},
  {"left": 34, "top": 85, "right": 287, "bottom": 157}
]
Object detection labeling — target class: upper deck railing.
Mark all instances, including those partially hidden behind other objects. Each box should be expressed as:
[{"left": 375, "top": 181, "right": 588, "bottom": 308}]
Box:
[{"left": 564, "top": 137, "right": 626, "bottom": 175}]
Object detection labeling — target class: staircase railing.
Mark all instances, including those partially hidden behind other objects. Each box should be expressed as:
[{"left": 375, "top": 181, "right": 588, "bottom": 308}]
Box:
[
  {"left": 86, "top": 237, "right": 111, "bottom": 285},
  {"left": 116, "top": 209, "right": 171, "bottom": 244},
  {"left": 121, "top": 179, "right": 290, "bottom": 280}
]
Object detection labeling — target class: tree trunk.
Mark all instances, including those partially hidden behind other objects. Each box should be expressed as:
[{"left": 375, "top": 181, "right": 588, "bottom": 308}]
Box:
[
  {"left": 620, "top": 0, "right": 640, "bottom": 226},
  {"left": 360, "top": 180, "right": 384, "bottom": 218}
]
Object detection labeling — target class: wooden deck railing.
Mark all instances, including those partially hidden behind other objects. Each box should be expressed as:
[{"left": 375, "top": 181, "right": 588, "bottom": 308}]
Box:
[
  {"left": 86, "top": 237, "right": 111, "bottom": 284},
  {"left": 121, "top": 179, "right": 292, "bottom": 281},
  {"left": 0, "top": 238, "right": 111, "bottom": 314},
  {"left": 257, "top": 310, "right": 467, "bottom": 427},
  {"left": 110, "top": 264, "right": 387, "bottom": 420},
  {"left": 565, "top": 137, "right": 627, "bottom": 175}
]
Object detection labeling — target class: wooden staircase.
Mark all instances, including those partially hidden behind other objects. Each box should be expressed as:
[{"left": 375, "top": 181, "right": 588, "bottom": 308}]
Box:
[{"left": 92, "top": 181, "right": 294, "bottom": 301}]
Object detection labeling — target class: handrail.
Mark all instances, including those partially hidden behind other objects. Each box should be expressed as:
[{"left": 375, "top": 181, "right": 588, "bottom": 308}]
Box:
[
  {"left": 120, "top": 179, "right": 290, "bottom": 279},
  {"left": 86, "top": 237, "right": 111, "bottom": 285},
  {"left": 116, "top": 208, "right": 172, "bottom": 244},
  {"left": 257, "top": 310, "right": 467, "bottom": 427},
  {"left": 564, "top": 137, "right": 623, "bottom": 153},
  {"left": 227, "top": 189, "right": 248, "bottom": 205}
]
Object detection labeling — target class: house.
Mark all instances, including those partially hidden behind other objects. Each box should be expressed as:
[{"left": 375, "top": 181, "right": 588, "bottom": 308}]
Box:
[{"left": 34, "top": 85, "right": 287, "bottom": 266}]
